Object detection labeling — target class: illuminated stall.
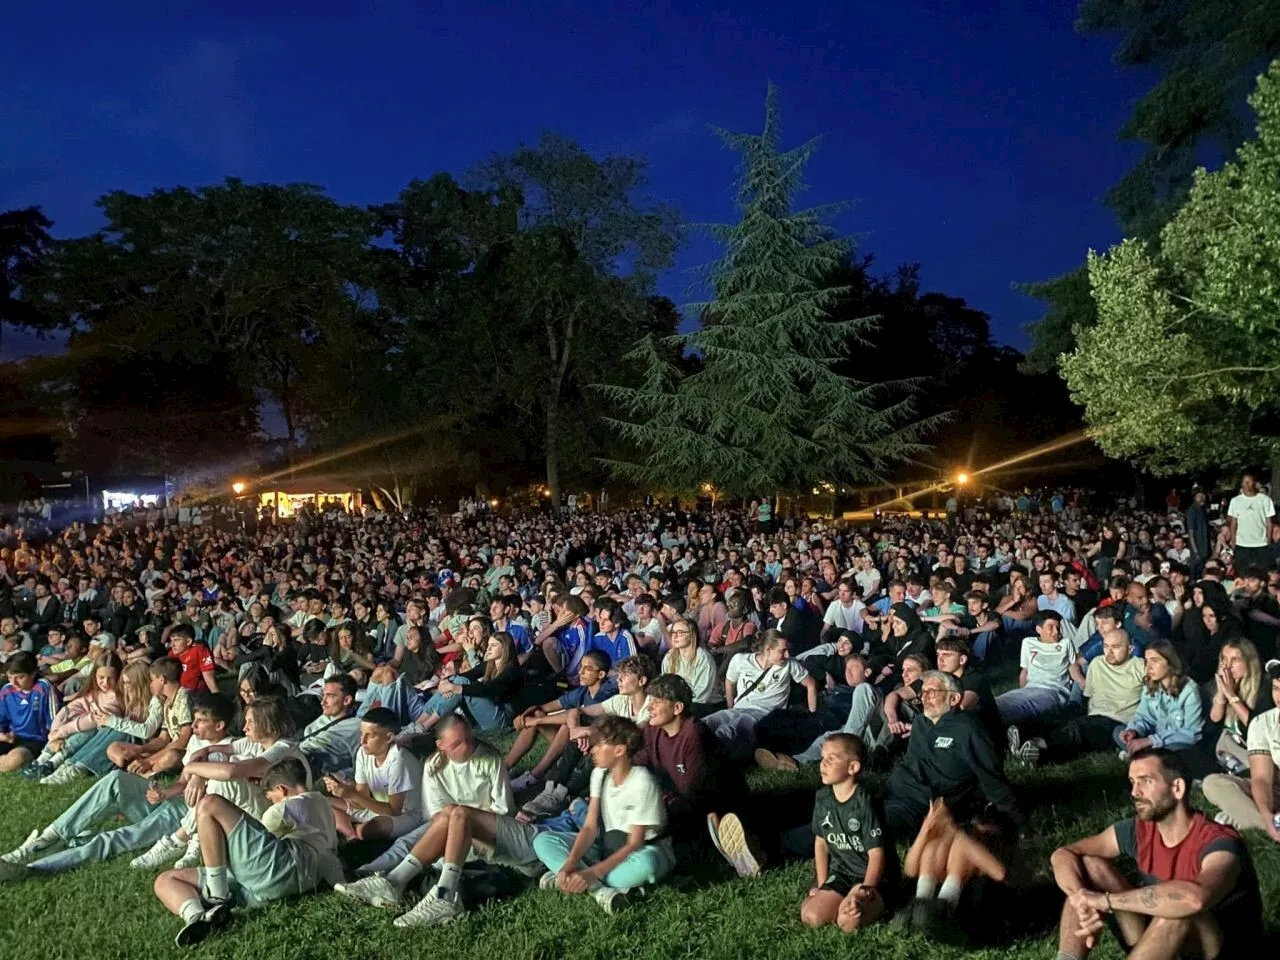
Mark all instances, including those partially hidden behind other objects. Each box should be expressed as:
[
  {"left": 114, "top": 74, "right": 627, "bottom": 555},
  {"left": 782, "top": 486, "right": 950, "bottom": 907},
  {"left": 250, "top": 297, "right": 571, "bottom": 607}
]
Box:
[{"left": 257, "top": 485, "right": 362, "bottom": 519}]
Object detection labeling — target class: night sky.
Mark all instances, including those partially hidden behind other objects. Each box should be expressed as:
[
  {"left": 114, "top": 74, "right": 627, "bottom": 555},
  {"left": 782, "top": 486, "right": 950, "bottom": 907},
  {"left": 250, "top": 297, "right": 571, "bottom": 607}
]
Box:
[{"left": 1, "top": 0, "right": 1153, "bottom": 360}]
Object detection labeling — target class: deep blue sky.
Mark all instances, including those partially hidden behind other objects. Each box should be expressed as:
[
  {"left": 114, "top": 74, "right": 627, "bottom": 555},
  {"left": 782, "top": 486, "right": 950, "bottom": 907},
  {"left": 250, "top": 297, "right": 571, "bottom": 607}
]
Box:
[{"left": 1, "top": 0, "right": 1152, "bottom": 359}]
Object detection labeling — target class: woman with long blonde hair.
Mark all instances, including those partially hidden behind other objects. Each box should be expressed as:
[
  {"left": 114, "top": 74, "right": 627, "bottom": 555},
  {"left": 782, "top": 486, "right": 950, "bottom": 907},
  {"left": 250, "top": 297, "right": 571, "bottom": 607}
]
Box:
[
  {"left": 1209, "top": 638, "right": 1263, "bottom": 773},
  {"left": 33, "top": 659, "right": 152, "bottom": 780},
  {"left": 662, "top": 616, "right": 717, "bottom": 703}
]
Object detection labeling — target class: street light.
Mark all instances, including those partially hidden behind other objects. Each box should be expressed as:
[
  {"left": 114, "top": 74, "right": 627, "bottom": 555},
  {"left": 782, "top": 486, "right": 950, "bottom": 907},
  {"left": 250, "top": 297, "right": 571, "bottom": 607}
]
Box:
[
  {"left": 231, "top": 481, "right": 246, "bottom": 496},
  {"left": 955, "top": 472, "right": 969, "bottom": 486}
]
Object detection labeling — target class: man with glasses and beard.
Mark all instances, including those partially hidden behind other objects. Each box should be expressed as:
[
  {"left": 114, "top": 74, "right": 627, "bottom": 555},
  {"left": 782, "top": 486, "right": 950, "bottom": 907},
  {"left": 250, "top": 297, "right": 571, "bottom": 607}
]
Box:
[{"left": 1051, "top": 748, "right": 1262, "bottom": 960}]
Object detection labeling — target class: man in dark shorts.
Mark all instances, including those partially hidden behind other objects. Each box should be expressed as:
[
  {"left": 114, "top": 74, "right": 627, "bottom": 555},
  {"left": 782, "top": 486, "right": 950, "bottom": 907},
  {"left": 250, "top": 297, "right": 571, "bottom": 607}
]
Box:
[{"left": 1051, "top": 747, "right": 1262, "bottom": 960}]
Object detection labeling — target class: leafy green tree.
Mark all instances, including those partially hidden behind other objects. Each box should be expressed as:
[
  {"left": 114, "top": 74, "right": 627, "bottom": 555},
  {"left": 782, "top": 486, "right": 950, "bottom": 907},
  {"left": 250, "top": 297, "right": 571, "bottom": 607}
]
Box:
[
  {"left": 1024, "top": 0, "right": 1280, "bottom": 372},
  {"left": 1062, "top": 60, "right": 1280, "bottom": 478},
  {"left": 600, "top": 86, "right": 933, "bottom": 497}
]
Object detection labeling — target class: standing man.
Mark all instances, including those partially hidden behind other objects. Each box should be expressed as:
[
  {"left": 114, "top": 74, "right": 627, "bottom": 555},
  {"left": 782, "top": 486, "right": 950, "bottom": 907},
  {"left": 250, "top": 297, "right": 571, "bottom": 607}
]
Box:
[
  {"left": 1228, "top": 471, "right": 1275, "bottom": 574},
  {"left": 1051, "top": 748, "right": 1262, "bottom": 960}
]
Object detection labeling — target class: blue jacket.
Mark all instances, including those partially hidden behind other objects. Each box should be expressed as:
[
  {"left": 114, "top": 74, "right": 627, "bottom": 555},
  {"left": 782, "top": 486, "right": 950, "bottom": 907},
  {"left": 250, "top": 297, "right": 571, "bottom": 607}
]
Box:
[
  {"left": 1124, "top": 681, "right": 1203, "bottom": 750},
  {"left": 0, "top": 678, "right": 58, "bottom": 742}
]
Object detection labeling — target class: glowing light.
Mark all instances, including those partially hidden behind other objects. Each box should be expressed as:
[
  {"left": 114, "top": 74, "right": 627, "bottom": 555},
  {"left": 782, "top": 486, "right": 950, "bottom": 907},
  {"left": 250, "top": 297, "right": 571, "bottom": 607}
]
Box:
[
  {"left": 231, "top": 481, "right": 246, "bottom": 495},
  {"left": 702, "top": 483, "right": 714, "bottom": 493},
  {"left": 955, "top": 472, "right": 969, "bottom": 486},
  {"left": 489, "top": 498, "right": 499, "bottom": 507}
]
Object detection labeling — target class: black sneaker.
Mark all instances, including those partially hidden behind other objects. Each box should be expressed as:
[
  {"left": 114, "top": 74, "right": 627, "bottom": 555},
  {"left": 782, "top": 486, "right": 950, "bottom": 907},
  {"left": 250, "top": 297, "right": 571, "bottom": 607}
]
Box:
[
  {"left": 913, "top": 898, "right": 959, "bottom": 942},
  {"left": 175, "top": 916, "right": 211, "bottom": 948},
  {"left": 889, "top": 895, "right": 917, "bottom": 932}
]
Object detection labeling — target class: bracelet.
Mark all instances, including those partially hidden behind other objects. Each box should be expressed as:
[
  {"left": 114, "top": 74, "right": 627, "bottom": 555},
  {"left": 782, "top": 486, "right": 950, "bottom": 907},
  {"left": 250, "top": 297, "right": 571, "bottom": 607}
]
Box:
[
  {"left": 1105, "top": 892, "right": 1113, "bottom": 912},
  {"left": 1230, "top": 696, "right": 1241, "bottom": 704}
]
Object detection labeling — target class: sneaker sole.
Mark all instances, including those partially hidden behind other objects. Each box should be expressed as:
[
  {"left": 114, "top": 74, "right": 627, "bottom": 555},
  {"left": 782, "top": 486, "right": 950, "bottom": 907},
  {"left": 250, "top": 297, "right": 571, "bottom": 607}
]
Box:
[
  {"left": 174, "top": 919, "right": 210, "bottom": 948},
  {"left": 714, "top": 814, "right": 760, "bottom": 878},
  {"left": 393, "top": 907, "right": 464, "bottom": 928},
  {"left": 706, "top": 814, "right": 727, "bottom": 859}
]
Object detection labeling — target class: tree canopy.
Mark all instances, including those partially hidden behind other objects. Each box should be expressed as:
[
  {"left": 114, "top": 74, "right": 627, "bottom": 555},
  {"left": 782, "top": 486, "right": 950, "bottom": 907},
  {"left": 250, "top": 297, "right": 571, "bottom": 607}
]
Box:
[
  {"left": 1062, "top": 59, "right": 1280, "bottom": 475},
  {"left": 600, "top": 86, "right": 936, "bottom": 496}
]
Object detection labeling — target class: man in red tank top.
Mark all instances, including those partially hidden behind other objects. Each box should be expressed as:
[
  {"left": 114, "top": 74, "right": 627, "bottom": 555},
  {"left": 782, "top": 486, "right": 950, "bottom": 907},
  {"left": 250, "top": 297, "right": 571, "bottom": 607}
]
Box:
[{"left": 1050, "top": 748, "right": 1261, "bottom": 960}]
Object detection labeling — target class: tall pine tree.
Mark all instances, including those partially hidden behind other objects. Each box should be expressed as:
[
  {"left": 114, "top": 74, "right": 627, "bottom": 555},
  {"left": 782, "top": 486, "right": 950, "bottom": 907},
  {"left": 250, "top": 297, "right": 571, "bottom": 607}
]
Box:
[{"left": 599, "top": 86, "right": 935, "bottom": 497}]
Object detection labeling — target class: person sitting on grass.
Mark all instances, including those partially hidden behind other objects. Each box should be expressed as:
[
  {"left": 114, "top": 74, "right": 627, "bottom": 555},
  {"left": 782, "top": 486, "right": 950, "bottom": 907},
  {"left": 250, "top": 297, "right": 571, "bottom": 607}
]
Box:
[
  {"left": 877, "top": 653, "right": 929, "bottom": 754},
  {"left": 995, "top": 610, "right": 1084, "bottom": 726},
  {"left": 506, "top": 650, "right": 615, "bottom": 793},
  {"left": 1117, "top": 641, "right": 1203, "bottom": 763},
  {"left": 352, "top": 716, "right": 511, "bottom": 878},
  {"left": 662, "top": 616, "right": 718, "bottom": 705},
  {"left": 298, "top": 674, "right": 361, "bottom": 778},
  {"left": 406, "top": 628, "right": 523, "bottom": 735},
  {"left": 42, "top": 655, "right": 191, "bottom": 785},
  {"left": 0, "top": 692, "right": 226, "bottom": 877},
  {"left": 895, "top": 798, "right": 1016, "bottom": 943},
  {"left": 1010, "top": 625, "right": 1144, "bottom": 767},
  {"left": 29, "top": 659, "right": 151, "bottom": 779},
  {"left": 1051, "top": 748, "right": 1262, "bottom": 960},
  {"left": 334, "top": 721, "right": 544, "bottom": 927},
  {"left": 883, "top": 671, "right": 1023, "bottom": 843},
  {"left": 702, "top": 630, "right": 817, "bottom": 763},
  {"left": 531, "top": 715, "right": 674, "bottom": 913},
  {"left": 520, "top": 654, "right": 654, "bottom": 821},
  {"left": 755, "top": 652, "right": 883, "bottom": 773},
  {"left": 152, "top": 756, "right": 342, "bottom": 948},
  {"left": 0, "top": 651, "right": 59, "bottom": 773},
  {"left": 323, "top": 707, "right": 423, "bottom": 842},
  {"left": 799, "top": 733, "right": 896, "bottom": 934},
  {"left": 132, "top": 695, "right": 310, "bottom": 871},
  {"left": 1203, "top": 661, "right": 1280, "bottom": 837}
]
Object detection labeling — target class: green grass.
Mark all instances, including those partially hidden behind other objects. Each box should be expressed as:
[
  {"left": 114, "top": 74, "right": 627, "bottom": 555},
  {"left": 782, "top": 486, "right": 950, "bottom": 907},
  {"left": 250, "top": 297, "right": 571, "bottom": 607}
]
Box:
[{"left": 3, "top": 743, "right": 1280, "bottom": 959}]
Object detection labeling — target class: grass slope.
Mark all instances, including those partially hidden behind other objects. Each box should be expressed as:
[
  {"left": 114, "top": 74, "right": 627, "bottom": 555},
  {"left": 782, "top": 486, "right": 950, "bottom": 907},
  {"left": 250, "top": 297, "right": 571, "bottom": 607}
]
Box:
[{"left": 3, "top": 750, "right": 1279, "bottom": 960}]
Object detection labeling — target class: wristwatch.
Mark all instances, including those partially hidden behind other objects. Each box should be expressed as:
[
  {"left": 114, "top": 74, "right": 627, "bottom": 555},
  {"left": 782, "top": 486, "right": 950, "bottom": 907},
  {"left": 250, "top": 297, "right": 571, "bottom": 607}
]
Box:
[{"left": 1229, "top": 695, "right": 1241, "bottom": 704}]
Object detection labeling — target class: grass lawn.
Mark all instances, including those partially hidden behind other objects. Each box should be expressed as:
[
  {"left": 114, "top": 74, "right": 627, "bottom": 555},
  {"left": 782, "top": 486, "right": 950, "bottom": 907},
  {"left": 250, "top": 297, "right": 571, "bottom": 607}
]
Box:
[{"left": 3, "top": 738, "right": 1280, "bottom": 959}]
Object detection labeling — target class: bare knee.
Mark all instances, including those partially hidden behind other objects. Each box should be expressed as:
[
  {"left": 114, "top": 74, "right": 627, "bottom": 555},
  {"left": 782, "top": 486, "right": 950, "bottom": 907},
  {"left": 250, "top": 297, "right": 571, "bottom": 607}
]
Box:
[
  {"left": 1081, "top": 854, "right": 1127, "bottom": 890},
  {"left": 800, "top": 897, "right": 835, "bottom": 929},
  {"left": 196, "top": 794, "right": 228, "bottom": 819}
]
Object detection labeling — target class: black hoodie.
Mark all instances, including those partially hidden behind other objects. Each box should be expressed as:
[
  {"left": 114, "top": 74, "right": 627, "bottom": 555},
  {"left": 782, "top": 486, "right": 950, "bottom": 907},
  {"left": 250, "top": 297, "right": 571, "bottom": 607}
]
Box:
[{"left": 888, "top": 707, "right": 1023, "bottom": 828}]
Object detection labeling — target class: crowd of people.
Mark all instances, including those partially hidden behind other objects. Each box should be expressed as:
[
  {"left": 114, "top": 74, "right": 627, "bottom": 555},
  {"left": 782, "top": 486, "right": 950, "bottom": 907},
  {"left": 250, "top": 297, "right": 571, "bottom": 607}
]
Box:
[{"left": 0, "top": 472, "right": 1277, "bottom": 956}]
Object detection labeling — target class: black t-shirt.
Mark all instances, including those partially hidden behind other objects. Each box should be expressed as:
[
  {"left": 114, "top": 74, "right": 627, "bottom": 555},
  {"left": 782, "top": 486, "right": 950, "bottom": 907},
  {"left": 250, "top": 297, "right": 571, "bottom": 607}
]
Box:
[
  {"left": 810, "top": 784, "right": 894, "bottom": 885},
  {"left": 957, "top": 668, "right": 1002, "bottom": 746}
]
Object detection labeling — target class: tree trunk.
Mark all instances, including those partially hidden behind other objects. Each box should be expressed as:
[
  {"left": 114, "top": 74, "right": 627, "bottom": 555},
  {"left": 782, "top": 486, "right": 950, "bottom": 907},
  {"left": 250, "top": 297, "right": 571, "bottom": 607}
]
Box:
[{"left": 546, "top": 408, "right": 562, "bottom": 517}]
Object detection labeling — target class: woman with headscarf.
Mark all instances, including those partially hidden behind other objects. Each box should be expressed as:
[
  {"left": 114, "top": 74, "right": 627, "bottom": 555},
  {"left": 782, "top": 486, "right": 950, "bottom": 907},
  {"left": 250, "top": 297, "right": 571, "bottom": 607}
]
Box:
[{"left": 869, "top": 602, "right": 934, "bottom": 695}]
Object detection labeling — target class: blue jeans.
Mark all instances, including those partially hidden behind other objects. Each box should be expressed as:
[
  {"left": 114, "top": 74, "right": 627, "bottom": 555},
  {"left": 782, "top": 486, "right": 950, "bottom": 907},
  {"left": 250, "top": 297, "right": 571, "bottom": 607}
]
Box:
[
  {"left": 702, "top": 707, "right": 767, "bottom": 761},
  {"left": 360, "top": 676, "right": 427, "bottom": 725},
  {"left": 65, "top": 726, "right": 135, "bottom": 775},
  {"left": 532, "top": 831, "right": 675, "bottom": 890},
  {"left": 32, "top": 771, "right": 184, "bottom": 873},
  {"left": 995, "top": 684, "right": 1069, "bottom": 725},
  {"left": 794, "top": 684, "right": 881, "bottom": 764},
  {"left": 423, "top": 677, "right": 512, "bottom": 731}
]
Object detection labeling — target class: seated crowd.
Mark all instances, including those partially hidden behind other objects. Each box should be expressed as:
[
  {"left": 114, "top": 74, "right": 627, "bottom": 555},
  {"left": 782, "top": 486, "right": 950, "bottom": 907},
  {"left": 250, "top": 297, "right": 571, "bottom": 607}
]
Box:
[{"left": 0, "top": 476, "right": 1276, "bottom": 956}]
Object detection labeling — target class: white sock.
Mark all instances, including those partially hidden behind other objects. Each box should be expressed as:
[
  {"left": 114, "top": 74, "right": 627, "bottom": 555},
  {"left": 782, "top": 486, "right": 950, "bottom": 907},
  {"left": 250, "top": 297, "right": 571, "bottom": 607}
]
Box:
[
  {"left": 938, "top": 875, "right": 964, "bottom": 905},
  {"left": 179, "top": 897, "right": 206, "bottom": 923},
  {"left": 915, "top": 875, "right": 937, "bottom": 899},
  {"left": 386, "top": 854, "right": 424, "bottom": 889},
  {"left": 435, "top": 861, "right": 463, "bottom": 900},
  {"left": 203, "top": 865, "right": 229, "bottom": 902},
  {"left": 37, "top": 826, "right": 60, "bottom": 844}
]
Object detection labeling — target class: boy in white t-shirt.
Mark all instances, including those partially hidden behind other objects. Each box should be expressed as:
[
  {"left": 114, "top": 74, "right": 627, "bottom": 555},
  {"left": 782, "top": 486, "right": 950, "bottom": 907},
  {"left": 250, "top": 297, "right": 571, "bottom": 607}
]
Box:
[
  {"left": 532, "top": 715, "right": 674, "bottom": 913},
  {"left": 153, "top": 757, "right": 343, "bottom": 947},
  {"left": 323, "top": 707, "right": 423, "bottom": 841},
  {"left": 995, "top": 611, "right": 1084, "bottom": 725},
  {"left": 702, "top": 630, "right": 817, "bottom": 761}
]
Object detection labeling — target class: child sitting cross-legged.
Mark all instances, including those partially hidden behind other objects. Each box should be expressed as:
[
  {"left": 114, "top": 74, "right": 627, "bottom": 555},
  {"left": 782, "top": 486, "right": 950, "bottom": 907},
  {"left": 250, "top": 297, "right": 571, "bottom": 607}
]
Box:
[
  {"left": 801, "top": 733, "right": 898, "bottom": 933},
  {"left": 531, "top": 715, "right": 674, "bottom": 913},
  {"left": 152, "top": 756, "right": 343, "bottom": 948}
]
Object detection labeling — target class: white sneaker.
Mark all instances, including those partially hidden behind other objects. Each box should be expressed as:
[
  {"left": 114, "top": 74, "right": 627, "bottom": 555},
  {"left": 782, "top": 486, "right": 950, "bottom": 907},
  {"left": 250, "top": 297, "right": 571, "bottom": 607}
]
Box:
[
  {"left": 1, "top": 829, "right": 56, "bottom": 865},
  {"left": 40, "top": 763, "right": 88, "bottom": 786},
  {"left": 173, "top": 837, "right": 202, "bottom": 869},
  {"left": 392, "top": 889, "right": 466, "bottom": 928},
  {"left": 510, "top": 771, "right": 539, "bottom": 792},
  {"left": 592, "top": 886, "right": 632, "bottom": 914},
  {"left": 333, "top": 873, "right": 403, "bottom": 908},
  {"left": 539, "top": 870, "right": 559, "bottom": 892},
  {"left": 1214, "top": 810, "right": 1242, "bottom": 828},
  {"left": 130, "top": 835, "right": 184, "bottom": 870}
]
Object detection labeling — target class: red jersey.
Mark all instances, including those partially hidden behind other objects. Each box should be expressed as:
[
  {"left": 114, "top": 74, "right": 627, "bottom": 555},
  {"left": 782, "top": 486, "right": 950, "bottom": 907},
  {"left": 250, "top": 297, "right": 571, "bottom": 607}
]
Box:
[{"left": 176, "top": 643, "right": 215, "bottom": 690}]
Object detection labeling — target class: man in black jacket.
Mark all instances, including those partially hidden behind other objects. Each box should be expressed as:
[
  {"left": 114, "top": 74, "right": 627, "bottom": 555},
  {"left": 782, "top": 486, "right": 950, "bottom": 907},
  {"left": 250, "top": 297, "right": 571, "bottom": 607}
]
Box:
[{"left": 884, "top": 670, "right": 1023, "bottom": 842}]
